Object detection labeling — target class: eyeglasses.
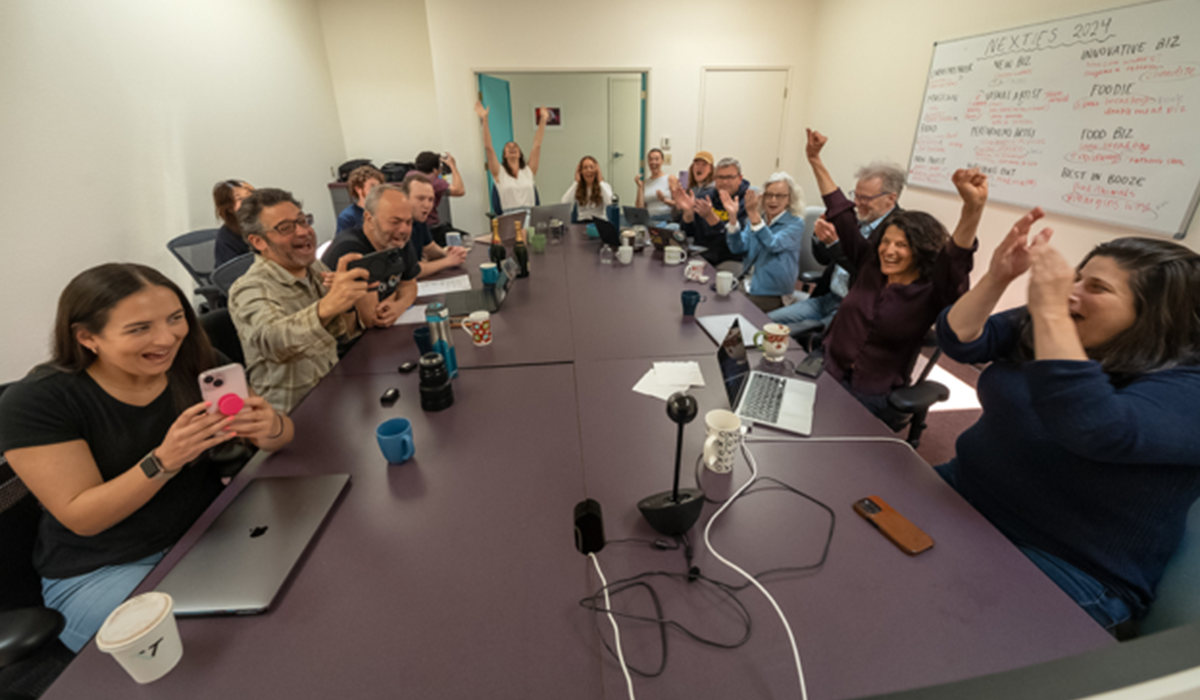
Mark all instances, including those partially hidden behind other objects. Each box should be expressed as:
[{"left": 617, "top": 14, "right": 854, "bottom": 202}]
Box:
[
  {"left": 270, "top": 213, "right": 314, "bottom": 237},
  {"left": 715, "top": 173, "right": 740, "bottom": 181},
  {"left": 763, "top": 193, "right": 789, "bottom": 201},
  {"left": 848, "top": 190, "right": 894, "bottom": 203}
]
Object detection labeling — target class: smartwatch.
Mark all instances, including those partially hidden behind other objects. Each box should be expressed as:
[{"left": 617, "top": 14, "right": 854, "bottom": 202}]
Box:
[{"left": 139, "top": 450, "right": 176, "bottom": 481}]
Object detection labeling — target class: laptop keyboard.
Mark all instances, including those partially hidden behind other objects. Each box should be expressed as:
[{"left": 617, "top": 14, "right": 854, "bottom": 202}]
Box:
[{"left": 739, "top": 373, "right": 785, "bottom": 423}]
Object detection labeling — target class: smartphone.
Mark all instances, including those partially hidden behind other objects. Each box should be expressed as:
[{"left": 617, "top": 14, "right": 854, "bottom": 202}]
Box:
[
  {"left": 347, "top": 247, "right": 404, "bottom": 285},
  {"left": 446, "top": 232, "right": 463, "bottom": 248},
  {"left": 794, "top": 354, "right": 825, "bottom": 379},
  {"left": 199, "top": 363, "right": 250, "bottom": 416},
  {"left": 853, "top": 496, "right": 934, "bottom": 555}
]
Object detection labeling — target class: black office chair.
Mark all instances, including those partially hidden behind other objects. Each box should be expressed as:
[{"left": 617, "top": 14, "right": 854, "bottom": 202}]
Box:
[
  {"left": 888, "top": 345, "right": 950, "bottom": 449},
  {"left": 199, "top": 308, "right": 245, "bottom": 366},
  {"left": 488, "top": 184, "right": 540, "bottom": 218},
  {"left": 0, "top": 390, "right": 75, "bottom": 698},
  {"left": 798, "top": 205, "right": 829, "bottom": 286},
  {"left": 211, "top": 253, "right": 255, "bottom": 299},
  {"left": 166, "top": 229, "right": 225, "bottom": 311}
]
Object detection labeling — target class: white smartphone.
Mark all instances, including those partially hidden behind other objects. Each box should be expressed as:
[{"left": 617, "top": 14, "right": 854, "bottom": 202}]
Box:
[{"left": 199, "top": 363, "right": 249, "bottom": 416}]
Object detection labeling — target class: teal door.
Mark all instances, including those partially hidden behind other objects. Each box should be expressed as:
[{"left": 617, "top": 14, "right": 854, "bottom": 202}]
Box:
[{"left": 477, "top": 74, "right": 513, "bottom": 212}]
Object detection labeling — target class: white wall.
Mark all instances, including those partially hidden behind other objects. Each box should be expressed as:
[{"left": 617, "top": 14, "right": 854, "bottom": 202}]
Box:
[
  {"left": 802, "top": 0, "right": 1200, "bottom": 313},
  {"left": 0, "top": 0, "right": 347, "bottom": 382},
  {"left": 424, "top": 0, "right": 818, "bottom": 236},
  {"left": 317, "top": 0, "right": 442, "bottom": 164}
]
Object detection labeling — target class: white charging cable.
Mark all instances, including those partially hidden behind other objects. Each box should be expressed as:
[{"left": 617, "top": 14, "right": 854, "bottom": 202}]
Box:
[
  {"left": 701, "top": 438, "right": 809, "bottom": 700},
  {"left": 589, "top": 552, "right": 637, "bottom": 700}
]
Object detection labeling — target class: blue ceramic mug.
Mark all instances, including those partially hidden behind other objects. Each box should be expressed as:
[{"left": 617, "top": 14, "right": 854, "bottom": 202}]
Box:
[
  {"left": 376, "top": 418, "right": 415, "bottom": 464},
  {"left": 681, "top": 290, "right": 706, "bottom": 316},
  {"left": 480, "top": 262, "right": 499, "bottom": 285}
]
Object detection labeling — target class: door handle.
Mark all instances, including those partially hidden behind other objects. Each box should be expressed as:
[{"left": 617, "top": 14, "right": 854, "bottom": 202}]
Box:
[{"left": 612, "top": 152, "right": 624, "bottom": 158}]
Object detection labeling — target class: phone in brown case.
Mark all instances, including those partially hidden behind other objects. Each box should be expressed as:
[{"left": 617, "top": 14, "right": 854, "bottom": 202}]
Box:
[{"left": 853, "top": 495, "right": 934, "bottom": 555}]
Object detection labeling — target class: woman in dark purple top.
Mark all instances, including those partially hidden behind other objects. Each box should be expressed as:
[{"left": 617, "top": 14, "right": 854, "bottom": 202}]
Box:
[
  {"left": 213, "top": 179, "right": 255, "bottom": 267},
  {"left": 804, "top": 129, "right": 988, "bottom": 426}
]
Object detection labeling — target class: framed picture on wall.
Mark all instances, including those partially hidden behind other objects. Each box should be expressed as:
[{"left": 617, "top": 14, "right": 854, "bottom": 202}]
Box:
[{"left": 535, "top": 105, "right": 562, "bottom": 130}]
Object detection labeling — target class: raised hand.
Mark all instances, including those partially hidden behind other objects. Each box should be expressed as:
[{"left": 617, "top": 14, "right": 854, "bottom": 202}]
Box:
[
  {"left": 442, "top": 153, "right": 457, "bottom": 169},
  {"left": 320, "top": 253, "right": 371, "bottom": 320},
  {"left": 1027, "top": 232, "right": 1075, "bottom": 320},
  {"left": 537, "top": 106, "right": 549, "bottom": 125},
  {"left": 635, "top": 174, "right": 643, "bottom": 188},
  {"left": 952, "top": 168, "right": 989, "bottom": 210},
  {"left": 813, "top": 217, "right": 839, "bottom": 245},
  {"left": 989, "top": 208, "right": 1049, "bottom": 285},
  {"left": 694, "top": 195, "right": 714, "bottom": 219},
  {"left": 474, "top": 102, "right": 489, "bottom": 120},
  {"left": 805, "top": 128, "right": 828, "bottom": 161},
  {"left": 156, "top": 402, "right": 238, "bottom": 472},
  {"left": 718, "top": 189, "right": 739, "bottom": 216}
]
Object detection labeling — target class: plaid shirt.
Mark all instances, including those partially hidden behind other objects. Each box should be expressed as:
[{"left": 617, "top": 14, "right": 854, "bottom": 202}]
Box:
[{"left": 228, "top": 255, "right": 359, "bottom": 414}]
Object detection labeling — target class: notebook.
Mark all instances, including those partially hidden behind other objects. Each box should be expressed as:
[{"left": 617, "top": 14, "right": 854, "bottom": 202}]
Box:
[
  {"left": 155, "top": 474, "right": 350, "bottom": 616},
  {"left": 442, "top": 258, "right": 518, "bottom": 317},
  {"left": 716, "top": 320, "right": 817, "bottom": 436}
]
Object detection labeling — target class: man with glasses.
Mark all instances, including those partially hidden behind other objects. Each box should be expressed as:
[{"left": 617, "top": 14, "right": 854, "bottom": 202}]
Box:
[
  {"left": 671, "top": 156, "right": 750, "bottom": 268},
  {"left": 768, "top": 131, "right": 906, "bottom": 336},
  {"left": 230, "top": 188, "right": 371, "bottom": 413},
  {"left": 322, "top": 183, "right": 421, "bottom": 325}
]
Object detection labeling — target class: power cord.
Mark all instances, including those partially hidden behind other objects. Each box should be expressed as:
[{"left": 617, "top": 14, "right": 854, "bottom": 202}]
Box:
[{"left": 589, "top": 552, "right": 637, "bottom": 700}]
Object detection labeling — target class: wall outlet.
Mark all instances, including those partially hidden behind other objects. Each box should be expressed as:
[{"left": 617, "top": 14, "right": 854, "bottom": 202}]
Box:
[
  {"left": 661, "top": 136, "right": 670, "bottom": 149},
  {"left": 664, "top": 153, "right": 672, "bottom": 165}
]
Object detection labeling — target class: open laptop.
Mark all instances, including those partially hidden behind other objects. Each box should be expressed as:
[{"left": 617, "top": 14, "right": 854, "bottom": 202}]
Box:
[
  {"left": 527, "top": 203, "right": 572, "bottom": 229},
  {"left": 495, "top": 211, "right": 525, "bottom": 244},
  {"left": 442, "top": 258, "right": 518, "bottom": 317},
  {"left": 155, "top": 474, "right": 350, "bottom": 616},
  {"left": 623, "top": 206, "right": 652, "bottom": 227},
  {"left": 716, "top": 320, "right": 817, "bottom": 436}
]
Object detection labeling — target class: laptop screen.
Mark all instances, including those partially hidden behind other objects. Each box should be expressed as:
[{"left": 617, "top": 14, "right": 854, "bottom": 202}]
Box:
[{"left": 716, "top": 320, "right": 751, "bottom": 407}]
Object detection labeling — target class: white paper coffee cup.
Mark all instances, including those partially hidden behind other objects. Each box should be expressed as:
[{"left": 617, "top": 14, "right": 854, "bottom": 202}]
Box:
[{"left": 96, "top": 591, "right": 183, "bottom": 684}]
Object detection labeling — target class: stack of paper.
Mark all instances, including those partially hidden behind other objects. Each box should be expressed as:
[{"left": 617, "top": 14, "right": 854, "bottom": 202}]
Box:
[{"left": 632, "top": 361, "right": 706, "bottom": 401}]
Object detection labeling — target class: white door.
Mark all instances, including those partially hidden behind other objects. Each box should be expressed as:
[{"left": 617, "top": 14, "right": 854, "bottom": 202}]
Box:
[
  {"left": 608, "top": 76, "right": 641, "bottom": 207},
  {"left": 699, "top": 69, "right": 789, "bottom": 187}
]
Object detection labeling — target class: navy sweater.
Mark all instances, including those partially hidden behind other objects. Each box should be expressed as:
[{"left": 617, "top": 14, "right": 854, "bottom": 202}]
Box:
[{"left": 937, "top": 307, "right": 1200, "bottom": 614}]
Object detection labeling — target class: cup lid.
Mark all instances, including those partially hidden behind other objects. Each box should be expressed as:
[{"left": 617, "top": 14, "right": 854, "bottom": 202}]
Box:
[{"left": 96, "top": 592, "right": 173, "bottom": 652}]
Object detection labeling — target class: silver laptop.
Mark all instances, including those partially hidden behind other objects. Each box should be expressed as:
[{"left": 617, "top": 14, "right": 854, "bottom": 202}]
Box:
[
  {"left": 527, "top": 203, "right": 572, "bottom": 229},
  {"left": 156, "top": 474, "right": 350, "bottom": 616},
  {"left": 716, "top": 320, "right": 817, "bottom": 436},
  {"left": 495, "top": 211, "right": 526, "bottom": 244}
]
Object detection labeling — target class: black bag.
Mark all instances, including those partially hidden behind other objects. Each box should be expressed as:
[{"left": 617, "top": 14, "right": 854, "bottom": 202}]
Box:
[
  {"left": 337, "top": 159, "right": 374, "bottom": 182},
  {"left": 381, "top": 161, "right": 414, "bottom": 183}
]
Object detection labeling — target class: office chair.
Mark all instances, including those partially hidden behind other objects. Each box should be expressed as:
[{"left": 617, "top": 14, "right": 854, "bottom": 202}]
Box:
[
  {"left": 328, "top": 182, "right": 352, "bottom": 223},
  {"left": 211, "top": 253, "right": 255, "bottom": 299},
  {"left": 488, "top": 184, "right": 540, "bottom": 218},
  {"left": 0, "top": 397, "right": 75, "bottom": 698},
  {"left": 1141, "top": 499, "right": 1200, "bottom": 635},
  {"left": 167, "top": 228, "right": 226, "bottom": 311},
  {"left": 199, "top": 307, "right": 245, "bottom": 366},
  {"left": 798, "top": 205, "right": 828, "bottom": 285},
  {"left": 887, "top": 345, "right": 950, "bottom": 449}
]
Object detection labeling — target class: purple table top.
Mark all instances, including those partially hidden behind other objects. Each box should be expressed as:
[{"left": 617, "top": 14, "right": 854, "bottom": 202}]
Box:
[
  {"left": 329, "top": 240, "right": 574, "bottom": 375},
  {"left": 573, "top": 355, "right": 1114, "bottom": 699},
  {"left": 44, "top": 366, "right": 602, "bottom": 700}
]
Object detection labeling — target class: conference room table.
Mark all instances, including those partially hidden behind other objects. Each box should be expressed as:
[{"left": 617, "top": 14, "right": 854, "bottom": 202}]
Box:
[{"left": 43, "top": 227, "right": 1114, "bottom": 699}]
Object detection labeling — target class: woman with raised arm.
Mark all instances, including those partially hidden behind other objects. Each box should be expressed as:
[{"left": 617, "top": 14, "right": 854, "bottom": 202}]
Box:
[
  {"left": 936, "top": 215, "right": 1200, "bottom": 637},
  {"left": 475, "top": 101, "right": 548, "bottom": 213},
  {"left": 803, "top": 128, "right": 988, "bottom": 427},
  {"left": 561, "top": 155, "right": 613, "bottom": 222},
  {"left": 0, "top": 264, "right": 294, "bottom": 652}
]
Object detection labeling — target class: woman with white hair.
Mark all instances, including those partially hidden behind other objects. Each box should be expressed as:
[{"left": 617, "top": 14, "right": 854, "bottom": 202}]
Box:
[{"left": 725, "top": 172, "right": 806, "bottom": 312}]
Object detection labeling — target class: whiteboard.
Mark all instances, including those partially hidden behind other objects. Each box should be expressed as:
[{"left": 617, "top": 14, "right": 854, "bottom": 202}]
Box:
[{"left": 908, "top": 0, "right": 1200, "bottom": 237}]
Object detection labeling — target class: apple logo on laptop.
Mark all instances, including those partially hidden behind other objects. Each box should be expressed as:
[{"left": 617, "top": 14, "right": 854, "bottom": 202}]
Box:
[{"left": 249, "top": 526, "right": 268, "bottom": 538}]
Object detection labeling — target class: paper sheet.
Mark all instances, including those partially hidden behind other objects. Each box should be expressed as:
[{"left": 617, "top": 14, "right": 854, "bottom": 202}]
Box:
[
  {"left": 653, "top": 361, "right": 705, "bottom": 387},
  {"left": 393, "top": 304, "right": 428, "bottom": 326},
  {"left": 417, "top": 275, "right": 471, "bottom": 298},
  {"left": 696, "top": 314, "right": 760, "bottom": 347},
  {"left": 632, "top": 369, "right": 691, "bottom": 402}
]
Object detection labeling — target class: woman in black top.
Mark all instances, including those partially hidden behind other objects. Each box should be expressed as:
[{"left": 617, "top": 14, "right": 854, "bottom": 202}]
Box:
[
  {"left": 213, "top": 179, "right": 255, "bottom": 266},
  {"left": 0, "top": 263, "right": 293, "bottom": 651}
]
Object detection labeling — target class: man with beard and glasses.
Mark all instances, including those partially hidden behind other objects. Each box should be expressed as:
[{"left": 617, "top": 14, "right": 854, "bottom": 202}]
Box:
[
  {"left": 230, "top": 188, "right": 370, "bottom": 413},
  {"left": 768, "top": 142, "right": 906, "bottom": 336},
  {"left": 322, "top": 183, "right": 421, "bottom": 324}
]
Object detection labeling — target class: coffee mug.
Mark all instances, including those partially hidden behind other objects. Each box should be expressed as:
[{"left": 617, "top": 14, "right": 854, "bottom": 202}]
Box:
[
  {"left": 621, "top": 231, "right": 636, "bottom": 249},
  {"left": 681, "top": 290, "right": 706, "bottom": 316},
  {"left": 703, "top": 409, "right": 742, "bottom": 474},
  {"left": 753, "top": 323, "right": 791, "bottom": 362},
  {"left": 664, "top": 246, "right": 685, "bottom": 265},
  {"left": 480, "top": 262, "right": 499, "bottom": 285},
  {"left": 376, "top": 417, "right": 416, "bottom": 464},
  {"left": 617, "top": 245, "right": 633, "bottom": 265},
  {"left": 716, "top": 271, "right": 738, "bottom": 296},
  {"left": 685, "top": 259, "right": 706, "bottom": 278},
  {"left": 96, "top": 591, "right": 183, "bottom": 684},
  {"left": 460, "top": 310, "right": 492, "bottom": 346}
]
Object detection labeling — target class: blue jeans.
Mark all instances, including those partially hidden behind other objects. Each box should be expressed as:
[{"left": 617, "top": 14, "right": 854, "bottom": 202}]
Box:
[
  {"left": 768, "top": 293, "right": 841, "bottom": 334},
  {"left": 933, "top": 461, "right": 1133, "bottom": 633},
  {"left": 42, "top": 551, "right": 165, "bottom": 652}
]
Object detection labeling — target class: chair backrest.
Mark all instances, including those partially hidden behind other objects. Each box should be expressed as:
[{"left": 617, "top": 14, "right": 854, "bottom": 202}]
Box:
[
  {"left": 199, "top": 307, "right": 245, "bottom": 366},
  {"left": 212, "top": 253, "right": 255, "bottom": 297},
  {"left": 0, "top": 381, "right": 46, "bottom": 611},
  {"left": 328, "top": 182, "right": 352, "bottom": 222},
  {"left": 799, "top": 206, "right": 828, "bottom": 283},
  {"left": 1141, "top": 499, "right": 1200, "bottom": 634},
  {"left": 167, "top": 229, "right": 221, "bottom": 288},
  {"left": 436, "top": 191, "right": 452, "bottom": 227}
]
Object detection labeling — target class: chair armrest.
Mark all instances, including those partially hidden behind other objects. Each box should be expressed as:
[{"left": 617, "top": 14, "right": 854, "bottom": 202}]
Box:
[
  {"left": 0, "top": 608, "right": 65, "bottom": 667},
  {"left": 888, "top": 380, "right": 950, "bottom": 414}
]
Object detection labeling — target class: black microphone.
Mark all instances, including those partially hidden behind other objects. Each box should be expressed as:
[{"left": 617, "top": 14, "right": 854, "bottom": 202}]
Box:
[{"left": 637, "top": 392, "right": 706, "bottom": 536}]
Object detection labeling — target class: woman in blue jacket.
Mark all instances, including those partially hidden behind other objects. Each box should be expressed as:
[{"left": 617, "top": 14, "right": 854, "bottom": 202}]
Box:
[
  {"left": 936, "top": 208, "right": 1200, "bottom": 638},
  {"left": 723, "top": 172, "right": 805, "bottom": 313}
]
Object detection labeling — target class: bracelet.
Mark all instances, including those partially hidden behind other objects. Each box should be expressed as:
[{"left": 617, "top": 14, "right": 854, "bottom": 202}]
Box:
[{"left": 266, "top": 412, "right": 285, "bottom": 439}]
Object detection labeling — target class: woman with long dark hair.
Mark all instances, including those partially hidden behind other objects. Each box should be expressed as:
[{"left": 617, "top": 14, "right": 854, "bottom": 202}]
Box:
[
  {"left": 936, "top": 216, "right": 1200, "bottom": 637},
  {"left": 213, "top": 179, "right": 255, "bottom": 266},
  {"left": 475, "top": 101, "right": 547, "bottom": 213},
  {"left": 561, "top": 155, "right": 613, "bottom": 222},
  {"left": 0, "top": 264, "right": 293, "bottom": 652}
]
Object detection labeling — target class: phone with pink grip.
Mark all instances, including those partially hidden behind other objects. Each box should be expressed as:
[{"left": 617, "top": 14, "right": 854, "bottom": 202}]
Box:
[{"left": 198, "top": 363, "right": 249, "bottom": 417}]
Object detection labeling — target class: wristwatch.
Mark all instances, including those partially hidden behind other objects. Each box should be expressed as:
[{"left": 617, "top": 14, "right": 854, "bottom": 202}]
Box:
[{"left": 139, "top": 450, "right": 177, "bottom": 481}]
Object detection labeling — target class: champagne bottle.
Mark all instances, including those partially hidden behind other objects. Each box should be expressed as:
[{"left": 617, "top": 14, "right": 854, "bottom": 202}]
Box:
[
  {"left": 513, "top": 224, "right": 530, "bottom": 278},
  {"left": 488, "top": 218, "right": 506, "bottom": 266}
]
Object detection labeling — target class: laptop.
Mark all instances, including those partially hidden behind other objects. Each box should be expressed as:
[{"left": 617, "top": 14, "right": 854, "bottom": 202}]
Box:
[
  {"left": 442, "top": 258, "right": 518, "bottom": 317},
  {"left": 716, "top": 320, "right": 817, "bottom": 436},
  {"left": 527, "top": 203, "right": 572, "bottom": 228},
  {"left": 155, "top": 474, "right": 350, "bottom": 616},
  {"left": 623, "top": 206, "right": 652, "bottom": 227},
  {"left": 495, "top": 211, "right": 525, "bottom": 244}
]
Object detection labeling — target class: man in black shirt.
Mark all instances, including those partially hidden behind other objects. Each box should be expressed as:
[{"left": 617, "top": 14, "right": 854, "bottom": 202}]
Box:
[{"left": 321, "top": 184, "right": 420, "bottom": 328}]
